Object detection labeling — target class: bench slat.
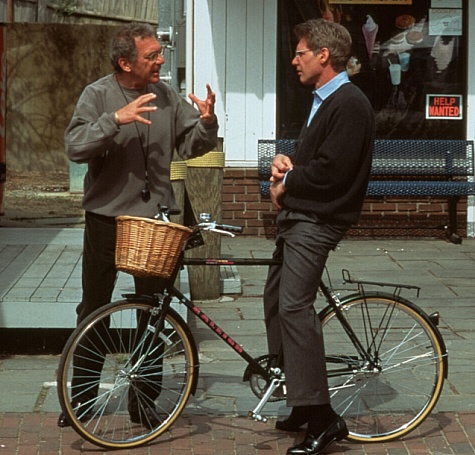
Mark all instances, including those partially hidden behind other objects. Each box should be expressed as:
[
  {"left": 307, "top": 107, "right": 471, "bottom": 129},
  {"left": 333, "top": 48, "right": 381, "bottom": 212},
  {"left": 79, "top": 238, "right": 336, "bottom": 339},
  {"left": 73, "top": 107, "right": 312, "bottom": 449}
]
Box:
[
  {"left": 259, "top": 180, "right": 475, "bottom": 198},
  {"left": 258, "top": 139, "right": 475, "bottom": 178},
  {"left": 372, "top": 139, "right": 474, "bottom": 176},
  {"left": 367, "top": 180, "right": 475, "bottom": 197}
]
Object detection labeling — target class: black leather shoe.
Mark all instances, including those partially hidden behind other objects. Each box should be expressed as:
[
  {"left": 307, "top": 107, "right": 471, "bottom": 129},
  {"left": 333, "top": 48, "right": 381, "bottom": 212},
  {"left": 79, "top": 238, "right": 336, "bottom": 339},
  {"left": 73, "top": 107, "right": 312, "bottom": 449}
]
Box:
[
  {"left": 286, "top": 417, "right": 348, "bottom": 454},
  {"left": 57, "top": 402, "right": 89, "bottom": 428},
  {"left": 129, "top": 407, "right": 161, "bottom": 430},
  {"left": 57, "top": 411, "right": 71, "bottom": 428},
  {"left": 275, "top": 417, "right": 307, "bottom": 432}
]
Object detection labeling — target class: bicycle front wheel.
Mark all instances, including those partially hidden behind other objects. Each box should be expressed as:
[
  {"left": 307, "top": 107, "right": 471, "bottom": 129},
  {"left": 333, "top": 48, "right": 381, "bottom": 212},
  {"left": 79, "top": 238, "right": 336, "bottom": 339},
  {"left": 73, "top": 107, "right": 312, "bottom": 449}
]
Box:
[
  {"left": 321, "top": 292, "right": 447, "bottom": 442},
  {"left": 57, "top": 299, "right": 198, "bottom": 449}
]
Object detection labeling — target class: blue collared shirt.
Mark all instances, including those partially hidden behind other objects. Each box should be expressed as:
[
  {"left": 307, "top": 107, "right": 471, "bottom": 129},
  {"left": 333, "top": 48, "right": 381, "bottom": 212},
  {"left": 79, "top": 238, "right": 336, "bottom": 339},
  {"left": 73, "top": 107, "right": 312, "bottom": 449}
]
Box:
[{"left": 307, "top": 71, "right": 350, "bottom": 126}]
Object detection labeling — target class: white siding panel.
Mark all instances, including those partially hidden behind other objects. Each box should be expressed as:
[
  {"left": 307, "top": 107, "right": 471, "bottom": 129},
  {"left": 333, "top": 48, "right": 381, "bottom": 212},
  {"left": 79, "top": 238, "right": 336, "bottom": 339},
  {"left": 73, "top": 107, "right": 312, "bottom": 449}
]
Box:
[
  {"left": 193, "top": 0, "right": 278, "bottom": 166},
  {"left": 208, "top": 0, "right": 226, "bottom": 141},
  {"left": 191, "top": 0, "right": 225, "bottom": 139},
  {"left": 244, "top": 1, "right": 265, "bottom": 163},
  {"left": 224, "top": 0, "right": 247, "bottom": 162},
  {"left": 262, "top": 0, "right": 278, "bottom": 141}
]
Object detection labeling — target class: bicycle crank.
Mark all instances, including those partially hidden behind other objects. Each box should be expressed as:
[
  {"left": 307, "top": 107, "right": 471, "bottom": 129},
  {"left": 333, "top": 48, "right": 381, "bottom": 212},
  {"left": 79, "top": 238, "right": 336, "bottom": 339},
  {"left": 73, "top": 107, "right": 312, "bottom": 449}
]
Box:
[{"left": 248, "top": 377, "right": 286, "bottom": 423}]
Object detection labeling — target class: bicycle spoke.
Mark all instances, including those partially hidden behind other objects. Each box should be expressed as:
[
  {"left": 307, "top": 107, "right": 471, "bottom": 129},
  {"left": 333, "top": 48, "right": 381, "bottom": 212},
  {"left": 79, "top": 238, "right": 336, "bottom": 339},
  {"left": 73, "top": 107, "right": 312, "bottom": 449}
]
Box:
[
  {"left": 322, "top": 293, "right": 446, "bottom": 442},
  {"left": 58, "top": 301, "right": 197, "bottom": 449}
]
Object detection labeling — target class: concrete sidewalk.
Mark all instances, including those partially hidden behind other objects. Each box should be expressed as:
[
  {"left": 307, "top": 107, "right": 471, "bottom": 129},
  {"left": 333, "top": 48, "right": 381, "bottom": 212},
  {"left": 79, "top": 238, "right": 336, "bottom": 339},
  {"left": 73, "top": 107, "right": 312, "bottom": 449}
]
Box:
[{"left": 1, "top": 229, "right": 475, "bottom": 453}]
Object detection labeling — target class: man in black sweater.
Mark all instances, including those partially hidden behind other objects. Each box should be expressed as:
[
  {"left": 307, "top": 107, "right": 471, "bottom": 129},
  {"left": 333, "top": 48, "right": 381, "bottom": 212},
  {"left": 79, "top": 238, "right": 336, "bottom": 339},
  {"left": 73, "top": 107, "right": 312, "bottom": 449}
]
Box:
[{"left": 264, "top": 19, "right": 375, "bottom": 455}]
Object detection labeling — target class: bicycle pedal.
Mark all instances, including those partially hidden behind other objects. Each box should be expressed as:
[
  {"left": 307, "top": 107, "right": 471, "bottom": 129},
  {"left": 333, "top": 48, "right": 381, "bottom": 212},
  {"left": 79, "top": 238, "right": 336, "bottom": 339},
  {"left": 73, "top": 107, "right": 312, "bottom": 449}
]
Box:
[
  {"left": 272, "top": 383, "right": 287, "bottom": 398},
  {"left": 248, "top": 410, "right": 268, "bottom": 423}
]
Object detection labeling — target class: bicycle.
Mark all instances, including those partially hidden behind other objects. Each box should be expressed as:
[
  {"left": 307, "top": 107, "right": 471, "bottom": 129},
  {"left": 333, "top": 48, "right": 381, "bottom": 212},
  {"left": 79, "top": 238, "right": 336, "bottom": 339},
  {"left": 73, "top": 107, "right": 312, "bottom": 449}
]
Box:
[{"left": 57, "top": 208, "right": 448, "bottom": 449}]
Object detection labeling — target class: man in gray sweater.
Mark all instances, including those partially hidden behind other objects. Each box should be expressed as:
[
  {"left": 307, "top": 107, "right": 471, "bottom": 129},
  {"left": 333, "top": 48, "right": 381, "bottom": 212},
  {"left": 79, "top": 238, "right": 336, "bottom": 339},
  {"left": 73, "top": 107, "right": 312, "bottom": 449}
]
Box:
[{"left": 58, "top": 23, "right": 218, "bottom": 428}]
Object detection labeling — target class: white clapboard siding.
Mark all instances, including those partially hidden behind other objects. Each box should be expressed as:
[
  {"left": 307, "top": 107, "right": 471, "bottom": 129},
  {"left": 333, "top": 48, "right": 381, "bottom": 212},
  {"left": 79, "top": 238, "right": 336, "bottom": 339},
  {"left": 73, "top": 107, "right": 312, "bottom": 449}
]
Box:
[{"left": 192, "top": 0, "right": 277, "bottom": 166}]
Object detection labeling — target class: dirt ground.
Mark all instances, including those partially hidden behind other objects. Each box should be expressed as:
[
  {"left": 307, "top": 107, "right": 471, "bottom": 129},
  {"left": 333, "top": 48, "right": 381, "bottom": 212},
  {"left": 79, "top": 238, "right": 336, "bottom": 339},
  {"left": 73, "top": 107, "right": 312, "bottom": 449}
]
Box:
[{"left": 0, "top": 170, "right": 84, "bottom": 227}]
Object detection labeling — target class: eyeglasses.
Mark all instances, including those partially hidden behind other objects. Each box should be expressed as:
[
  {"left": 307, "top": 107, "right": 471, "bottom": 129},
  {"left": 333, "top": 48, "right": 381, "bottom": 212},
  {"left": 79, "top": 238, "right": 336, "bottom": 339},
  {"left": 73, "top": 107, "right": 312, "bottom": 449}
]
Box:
[
  {"left": 143, "top": 48, "right": 166, "bottom": 62},
  {"left": 294, "top": 48, "right": 313, "bottom": 60}
]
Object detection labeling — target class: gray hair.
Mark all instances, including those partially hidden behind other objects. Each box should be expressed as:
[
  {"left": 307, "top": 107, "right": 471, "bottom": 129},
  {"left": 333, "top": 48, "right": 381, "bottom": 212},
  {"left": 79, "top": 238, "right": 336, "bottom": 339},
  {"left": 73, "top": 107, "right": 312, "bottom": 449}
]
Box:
[{"left": 109, "top": 23, "right": 157, "bottom": 72}]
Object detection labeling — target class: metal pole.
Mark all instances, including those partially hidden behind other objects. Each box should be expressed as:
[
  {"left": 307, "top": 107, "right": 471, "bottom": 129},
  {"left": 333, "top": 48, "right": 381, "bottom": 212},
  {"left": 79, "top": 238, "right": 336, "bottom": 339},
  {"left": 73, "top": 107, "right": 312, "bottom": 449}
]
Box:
[
  {"left": 158, "top": 0, "right": 178, "bottom": 91},
  {"left": 7, "top": 0, "right": 14, "bottom": 21},
  {"left": 0, "top": 25, "right": 6, "bottom": 216}
]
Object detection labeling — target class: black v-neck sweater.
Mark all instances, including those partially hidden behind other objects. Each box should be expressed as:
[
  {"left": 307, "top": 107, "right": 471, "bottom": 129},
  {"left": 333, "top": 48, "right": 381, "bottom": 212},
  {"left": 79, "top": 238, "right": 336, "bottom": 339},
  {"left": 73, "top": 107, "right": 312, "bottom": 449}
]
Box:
[{"left": 283, "top": 83, "right": 375, "bottom": 227}]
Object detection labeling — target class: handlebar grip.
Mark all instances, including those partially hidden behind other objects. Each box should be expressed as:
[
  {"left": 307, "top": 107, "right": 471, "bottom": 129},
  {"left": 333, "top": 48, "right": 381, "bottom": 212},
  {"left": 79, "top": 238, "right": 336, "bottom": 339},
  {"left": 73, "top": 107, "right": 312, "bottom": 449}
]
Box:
[{"left": 215, "top": 223, "right": 243, "bottom": 233}]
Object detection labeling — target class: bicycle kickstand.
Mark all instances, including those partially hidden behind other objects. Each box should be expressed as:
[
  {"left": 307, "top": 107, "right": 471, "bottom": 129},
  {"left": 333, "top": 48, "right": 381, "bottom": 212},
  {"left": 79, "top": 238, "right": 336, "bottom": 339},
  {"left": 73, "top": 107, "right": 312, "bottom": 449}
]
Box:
[{"left": 248, "top": 377, "right": 285, "bottom": 423}]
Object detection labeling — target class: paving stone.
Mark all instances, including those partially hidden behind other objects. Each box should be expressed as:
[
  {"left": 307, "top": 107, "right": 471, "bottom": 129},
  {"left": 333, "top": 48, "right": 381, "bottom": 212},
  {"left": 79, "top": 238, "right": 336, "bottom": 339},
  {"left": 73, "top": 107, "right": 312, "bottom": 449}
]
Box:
[{"left": 1, "top": 232, "right": 475, "bottom": 452}]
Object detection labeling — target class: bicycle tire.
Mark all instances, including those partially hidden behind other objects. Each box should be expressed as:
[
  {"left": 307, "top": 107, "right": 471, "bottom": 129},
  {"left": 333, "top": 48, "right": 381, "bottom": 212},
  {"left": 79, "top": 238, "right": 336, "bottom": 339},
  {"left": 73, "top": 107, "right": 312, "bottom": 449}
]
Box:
[
  {"left": 57, "top": 299, "right": 198, "bottom": 449},
  {"left": 320, "top": 291, "right": 447, "bottom": 443}
]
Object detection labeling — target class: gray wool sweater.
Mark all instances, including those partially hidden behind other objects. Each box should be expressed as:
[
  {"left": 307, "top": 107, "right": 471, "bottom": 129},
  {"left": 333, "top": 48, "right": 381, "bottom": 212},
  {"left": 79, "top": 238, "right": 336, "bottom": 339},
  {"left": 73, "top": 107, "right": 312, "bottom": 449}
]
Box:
[{"left": 65, "top": 74, "right": 219, "bottom": 218}]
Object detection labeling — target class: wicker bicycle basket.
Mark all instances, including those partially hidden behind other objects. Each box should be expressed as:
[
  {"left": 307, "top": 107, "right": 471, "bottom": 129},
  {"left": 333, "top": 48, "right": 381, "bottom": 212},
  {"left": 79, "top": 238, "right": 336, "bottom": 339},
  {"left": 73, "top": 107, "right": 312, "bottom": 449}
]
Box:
[{"left": 115, "top": 216, "right": 193, "bottom": 279}]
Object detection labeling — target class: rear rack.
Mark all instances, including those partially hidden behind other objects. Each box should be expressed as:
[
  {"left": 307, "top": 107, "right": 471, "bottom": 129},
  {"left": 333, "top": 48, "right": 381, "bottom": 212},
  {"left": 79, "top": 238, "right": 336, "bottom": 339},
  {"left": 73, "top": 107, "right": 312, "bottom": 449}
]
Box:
[{"left": 342, "top": 269, "right": 421, "bottom": 298}]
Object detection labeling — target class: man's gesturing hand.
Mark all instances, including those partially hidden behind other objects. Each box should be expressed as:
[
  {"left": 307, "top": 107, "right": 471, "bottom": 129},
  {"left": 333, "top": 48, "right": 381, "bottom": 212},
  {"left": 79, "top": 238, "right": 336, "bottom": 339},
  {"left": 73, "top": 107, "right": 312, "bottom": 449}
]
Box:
[
  {"left": 188, "top": 84, "right": 217, "bottom": 125},
  {"left": 115, "top": 93, "right": 158, "bottom": 126}
]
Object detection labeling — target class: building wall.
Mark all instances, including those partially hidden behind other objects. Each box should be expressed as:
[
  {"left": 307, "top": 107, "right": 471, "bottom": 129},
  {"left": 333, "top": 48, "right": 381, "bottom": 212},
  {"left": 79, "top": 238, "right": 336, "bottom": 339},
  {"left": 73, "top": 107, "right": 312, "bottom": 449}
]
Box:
[
  {"left": 5, "top": 23, "right": 118, "bottom": 171},
  {"left": 466, "top": 2, "right": 475, "bottom": 236}
]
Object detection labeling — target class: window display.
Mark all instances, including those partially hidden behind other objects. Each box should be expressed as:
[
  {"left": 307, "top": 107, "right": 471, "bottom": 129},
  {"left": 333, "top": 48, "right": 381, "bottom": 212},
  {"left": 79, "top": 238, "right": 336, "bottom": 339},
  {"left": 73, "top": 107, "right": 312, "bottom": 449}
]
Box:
[{"left": 278, "top": 0, "right": 466, "bottom": 139}]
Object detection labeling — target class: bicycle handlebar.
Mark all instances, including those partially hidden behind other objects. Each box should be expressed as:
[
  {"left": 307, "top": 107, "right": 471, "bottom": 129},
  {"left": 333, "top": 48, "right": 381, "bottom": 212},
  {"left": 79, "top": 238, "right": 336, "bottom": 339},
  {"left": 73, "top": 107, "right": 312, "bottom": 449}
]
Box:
[
  {"left": 198, "top": 221, "right": 243, "bottom": 236},
  {"left": 153, "top": 205, "right": 243, "bottom": 236},
  {"left": 214, "top": 223, "right": 243, "bottom": 234}
]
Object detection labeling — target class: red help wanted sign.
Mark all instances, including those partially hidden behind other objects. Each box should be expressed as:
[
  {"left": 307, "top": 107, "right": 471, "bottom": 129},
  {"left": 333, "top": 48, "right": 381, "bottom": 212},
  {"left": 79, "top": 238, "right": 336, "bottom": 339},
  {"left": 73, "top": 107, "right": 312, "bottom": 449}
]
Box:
[{"left": 426, "top": 95, "right": 463, "bottom": 120}]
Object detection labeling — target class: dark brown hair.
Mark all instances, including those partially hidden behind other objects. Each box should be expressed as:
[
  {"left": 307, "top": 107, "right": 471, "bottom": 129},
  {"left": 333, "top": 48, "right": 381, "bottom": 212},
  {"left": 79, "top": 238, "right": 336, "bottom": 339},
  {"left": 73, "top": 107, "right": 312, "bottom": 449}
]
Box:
[{"left": 294, "top": 19, "right": 351, "bottom": 72}]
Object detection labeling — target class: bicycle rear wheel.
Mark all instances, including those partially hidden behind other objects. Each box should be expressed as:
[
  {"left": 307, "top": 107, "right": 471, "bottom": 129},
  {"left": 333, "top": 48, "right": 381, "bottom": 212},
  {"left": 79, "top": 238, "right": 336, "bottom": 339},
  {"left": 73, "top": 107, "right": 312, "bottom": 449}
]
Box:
[
  {"left": 57, "top": 299, "right": 198, "bottom": 449},
  {"left": 320, "top": 292, "right": 447, "bottom": 442}
]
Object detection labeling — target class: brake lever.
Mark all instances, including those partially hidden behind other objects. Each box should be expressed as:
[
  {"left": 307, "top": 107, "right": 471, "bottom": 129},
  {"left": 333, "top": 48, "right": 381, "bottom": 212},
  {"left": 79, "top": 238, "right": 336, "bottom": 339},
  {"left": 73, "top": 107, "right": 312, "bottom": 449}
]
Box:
[
  {"left": 209, "top": 228, "right": 235, "bottom": 237},
  {"left": 198, "top": 221, "right": 237, "bottom": 237}
]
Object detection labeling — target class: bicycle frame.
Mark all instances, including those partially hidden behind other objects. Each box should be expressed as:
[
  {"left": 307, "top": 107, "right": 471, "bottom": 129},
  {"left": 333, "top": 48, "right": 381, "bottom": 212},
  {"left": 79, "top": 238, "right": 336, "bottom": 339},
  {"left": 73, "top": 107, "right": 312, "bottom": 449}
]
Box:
[
  {"left": 181, "top": 256, "right": 377, "bottom": 368},
  {"left": 177, "top": 256, "right": 425, "bottom": 377},
  {"left": 124, "top": 247, "right": 446, "bottom": 425},
  {"left": 171, "top": 283, "right": 270, "bottom": 379}
]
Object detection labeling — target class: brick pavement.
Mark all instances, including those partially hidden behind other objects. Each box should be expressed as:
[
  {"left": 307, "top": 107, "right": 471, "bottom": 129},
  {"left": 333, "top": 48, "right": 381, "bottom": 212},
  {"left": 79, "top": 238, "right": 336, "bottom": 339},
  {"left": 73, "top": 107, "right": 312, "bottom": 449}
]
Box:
[
  {"left": 0, "top": 411, "right": 474, "bottom": 454},
  {"left": 2, "top": 232, "right": 475, "bottom": 453}
]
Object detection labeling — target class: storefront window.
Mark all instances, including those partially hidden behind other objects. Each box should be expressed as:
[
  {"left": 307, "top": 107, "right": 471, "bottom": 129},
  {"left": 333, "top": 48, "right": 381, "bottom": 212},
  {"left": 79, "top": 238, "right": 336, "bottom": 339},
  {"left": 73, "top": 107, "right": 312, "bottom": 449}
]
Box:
[{"left": 278, "top": 0, "right": 467, "bottom": 139}]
